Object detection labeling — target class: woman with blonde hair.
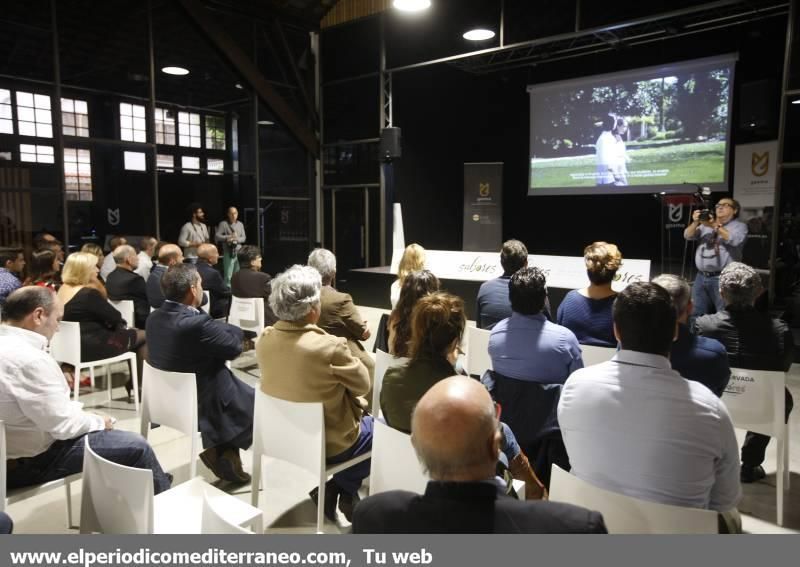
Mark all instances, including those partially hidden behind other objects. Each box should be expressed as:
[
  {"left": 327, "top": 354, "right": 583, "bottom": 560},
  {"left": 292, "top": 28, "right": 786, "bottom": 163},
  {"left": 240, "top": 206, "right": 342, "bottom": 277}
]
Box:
[
  {"left": 80, "top": 243, "right": 105, "bottom": 272},
  {"left": 556, "top": 241, "right": 622, "bottom": 347},
  {"left": 390, "top": 243, "right": 426, "bottom": 308},
  {"left": 58, "top": 252, "right": 146, "bottom": 401}
]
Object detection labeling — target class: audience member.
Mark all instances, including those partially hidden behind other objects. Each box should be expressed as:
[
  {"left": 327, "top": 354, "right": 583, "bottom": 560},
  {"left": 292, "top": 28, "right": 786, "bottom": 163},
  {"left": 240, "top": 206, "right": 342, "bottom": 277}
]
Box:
[
  {"left": 215, "top": 206, "right": 246, "bottom": 286},
  {"left": 381, "top": 292, "right": 545, "bottom": 499},
  {"left": 353, "top": 376, "right": 606, "bottom": 534},
  {"left": 33, "top": 232, "right": 64, "bottom": 264},
  {"left": 58, "top": 252, "right": 147, "bottom": 400},
  {"left": 695, "top": 262, "right": 795, "bottom": 483},
  {"left": 257, "top": 265, "right": 372, "bottom": 522},
  {"left": 556, "top": 241, "right": 621, "bottom": 346},
  {"left": 22, "top": 248, "right": 60, "bottom": 290},
  {"left": 0, "top": 512, "right": 11, "bottom": 534},
  {"left": 489, "top": 267, "right": 583, "bottom": 383},
  {"left": 387, "top": 269, "right": 439, "bottom": 357},
  {"left": 147, "top": 264, "right": 254, "bottom": 484},
  {"left": 0, "top": 247, "right": 25, "bottom": 306},
  {"left": 196, "top": 243, "right": 231, "bottom": 319},
  {"left": 230, "top": 245, "right": 277, "bottom": 326},
  {"left": 80, "top": 243, "right": 105, "bottom": 274},
  {"left": 308, "top": 248, "right": 375, "bottom": 380},
  {"left": 478, "top": 239, "right": 534, "bottom": 329},
  {"left": 391, "top": 243, "right": 426, "bottom": 309},
  {"left": 651, "top": 274, "right": 730, "bottom": 396},
  {"left": 135, "top": 237, "right": 157, "bottom": 281},
  {"left": 99, "top": 236, "right": 127, "bottom": 281},
  {"left": 146, "top": 243, "right": 183, "bottom": 309},
  {"left": 558, "top": 282, "right": 741, "bottom": 513},
  {"left": 178, "top": 202, "right": 210, "bottom": 262},
  {"left": 0, "top": 287, "right": 170, "bottom": 493},
  {"left": 105, "top": 244, "right": 149, "bottom": 329}
]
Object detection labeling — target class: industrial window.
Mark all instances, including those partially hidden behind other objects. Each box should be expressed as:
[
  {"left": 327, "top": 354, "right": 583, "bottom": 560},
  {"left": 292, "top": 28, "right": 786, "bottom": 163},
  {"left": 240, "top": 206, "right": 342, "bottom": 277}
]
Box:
[
  {"left": 16, "top": 92, "right": 52, "bottom": 138},
  {"left": 61, "top": 98, "right": 89, "bottom": 137},
  {"left": 0, "top": 89, "right": 12, "bottom": 134},
  {"left": 207, "top": 157, "right": 224, "bottom": 175},
  {"left": 123, "top": 151, "right": 147, "bottom": 171},
  {"left": 205, "top": 115, "right": 226, "bottom": 150},
  {"left": 181, "top": 155, "right": 200, "bottom": 174},
  {"left": 19, "top": 143, "right": 54, "bottom": 163},
  {"left": 155, "top": 108, "right": 176, "bottom": 145},
  {"left": 178, "top": 111, "right": 201, "bottom": 148},
  {"left": 156, "top": 154, "right": 174, "bottom": 172},
  {"left": 120, "top": 102, "right": 146, "bottom": 143},
  {"left": 64, "top": 148, "right": 92, "bottom": 201}
]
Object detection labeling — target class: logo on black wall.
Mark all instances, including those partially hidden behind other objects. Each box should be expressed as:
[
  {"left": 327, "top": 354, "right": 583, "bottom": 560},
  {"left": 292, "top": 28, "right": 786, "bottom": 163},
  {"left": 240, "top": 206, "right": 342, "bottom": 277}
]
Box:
[
  {"left": 107, "top": 208, "right": 120, "bottom": 226},
  {"left": 668, "top": 203, "right": 683, "bottom": 223}
]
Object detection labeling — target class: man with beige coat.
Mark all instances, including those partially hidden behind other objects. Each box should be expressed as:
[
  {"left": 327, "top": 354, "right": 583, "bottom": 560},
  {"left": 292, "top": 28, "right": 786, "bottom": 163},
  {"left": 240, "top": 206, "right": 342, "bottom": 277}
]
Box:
[{"left": 256, "top": 264, "right": 372, "bottom": 524}]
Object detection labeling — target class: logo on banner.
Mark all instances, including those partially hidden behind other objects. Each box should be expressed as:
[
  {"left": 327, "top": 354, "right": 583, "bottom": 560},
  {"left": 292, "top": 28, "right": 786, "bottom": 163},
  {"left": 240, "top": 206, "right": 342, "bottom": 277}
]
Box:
[
  {"left": 752, "top": 152, "right": 769, "bottom": 177},
  {"left": 668, "top": 203, "right": 683, "bottom": 223},
  {"left": 479, "top": 183, "right": 490, "bottom": 197},
  {"left": 107, "top": 208, "right": 120, "bottom": 226}
]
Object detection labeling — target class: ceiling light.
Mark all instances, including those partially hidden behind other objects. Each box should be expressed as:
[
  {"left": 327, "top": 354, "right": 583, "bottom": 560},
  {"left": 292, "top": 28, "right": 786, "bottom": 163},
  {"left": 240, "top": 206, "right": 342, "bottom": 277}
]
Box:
[
  {"left": 161, "top": 66, "right": 189, "bottom": 76},
  {"left": 393, "top": 0, "right": 431, "bottom": 12},
  {"left": 258, "top": 120, "right": 274, "bottom": 126},
  {"left": 235, "top": 83, "right": 244, "bottom": 90},
  {"left": 793, "top": 99, "right": 800, "bottom": 104},
  {"left": 463, "top": 28, "right": 495, "bottom": 41}
]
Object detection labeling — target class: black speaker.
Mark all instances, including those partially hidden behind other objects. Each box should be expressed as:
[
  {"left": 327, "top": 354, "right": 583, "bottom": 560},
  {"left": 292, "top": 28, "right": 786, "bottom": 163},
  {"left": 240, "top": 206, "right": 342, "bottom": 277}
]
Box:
[{"left": 380, "top": 127, "right": 402, "bottom": 160}]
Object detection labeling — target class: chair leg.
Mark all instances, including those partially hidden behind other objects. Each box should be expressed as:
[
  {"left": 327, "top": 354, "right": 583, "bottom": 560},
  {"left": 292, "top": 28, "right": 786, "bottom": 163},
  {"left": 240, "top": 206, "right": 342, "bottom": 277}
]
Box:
[
  {"left": 106, "top": 364, "right": 112, "bottom": 405},
  {"left": 776, "top": 437, "right": 785, "bottom": 527},
  {"left": 89, "top": 366, "right": 95, "bottom": 388},
  {"left": 785, "top": 424, "right": 791, "bottom": 490},
  {"left": 65, "top": 481, "right": 73, "bottom": 529},
  {"left": 251, "top": 453, "right": 262, "bottom": 508},
  {"left": 316, "top": 473, "right": 325, "bottom": 534},
  {"left": 130, "top": 358, "right": 139, "bottom": 415},
  {"left": 189, "top": 432, "right": 199, "bottom": 478}
]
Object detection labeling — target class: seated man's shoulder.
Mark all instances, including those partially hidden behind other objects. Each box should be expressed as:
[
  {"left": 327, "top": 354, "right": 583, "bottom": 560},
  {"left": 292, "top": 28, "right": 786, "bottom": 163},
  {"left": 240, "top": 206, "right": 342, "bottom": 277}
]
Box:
[
  {"left": 497, "top": 499, "right": 607, "bottom": 533},
  {"left": 352, "top": 491, "right": 420, "bottom": 532}
]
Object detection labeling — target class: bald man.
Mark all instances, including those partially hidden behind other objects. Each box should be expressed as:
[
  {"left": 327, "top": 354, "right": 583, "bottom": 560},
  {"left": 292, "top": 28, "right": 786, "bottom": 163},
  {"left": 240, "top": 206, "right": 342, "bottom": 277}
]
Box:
[
  {"left": 353, "top": 376, "right": 606, "bottom": 534},
  {"left": 146, "top": 243, "right": 183, "bottom": 309},
  {"left": 196, "top": 243, "right": 231, "bottom": 319}
]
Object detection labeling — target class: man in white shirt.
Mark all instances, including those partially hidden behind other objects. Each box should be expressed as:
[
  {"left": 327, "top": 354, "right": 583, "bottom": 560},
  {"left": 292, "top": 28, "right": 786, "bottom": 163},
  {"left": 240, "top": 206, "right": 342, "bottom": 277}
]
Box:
[
  {"left": 557, "top": 282, "right": 740, "bottom": 515},
  {"left": 0, "top": 287, "right": 171, "bottom": 493},
  {"left": 134, "top": 236, "right": 157, "bottom": 281}
]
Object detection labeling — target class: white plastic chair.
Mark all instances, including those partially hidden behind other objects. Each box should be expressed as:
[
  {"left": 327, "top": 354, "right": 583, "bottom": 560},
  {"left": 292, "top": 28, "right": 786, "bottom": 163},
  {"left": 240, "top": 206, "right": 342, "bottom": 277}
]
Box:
[
  {"left": 251, "top": 390, "right": 371, "bottom": 533},
  {"left": 140, "top": 361, "right": 201, "bottom": 479},
  {"left": 369, "top": 420, "right": 428, "bottom": 496},
  {"left": 0, "top": 421, "right": 80, "bottom": 528},
  {"left": 49, "top": 321, "right": 139, "bottom": 414},
  {"left": 80, "top": 439, "right": 262, "bottom": 534},
  {"left": 549, "top": 464, "right": 719, "bottom": 534},
  {"left": 372, "top": 349, "right": 410, "bottom": 417},
  {"left": 108, "top": 299, "right": 135, "bottom": 328},
  {"left": 201, "top": 290, "right": 211, "bottom": 315},
  {"left": 579, "top": 345, "right": 617, "bottom": 366},
  {"left": 228, "top": 296, "right": 265, "bottom": 335},
  {"left": 466, "top": 326, "right": 492, "bottom": 377},
  {"left": 722, "top": 367, "right": 789, "bottom": 526},
  {"left": 201, "top": 489, "right": 253, "bottom": 534}
]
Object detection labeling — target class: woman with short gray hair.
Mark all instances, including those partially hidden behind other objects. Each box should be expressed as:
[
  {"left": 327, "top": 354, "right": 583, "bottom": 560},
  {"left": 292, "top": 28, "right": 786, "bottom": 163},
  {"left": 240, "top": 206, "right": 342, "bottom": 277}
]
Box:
[{"left": 256, "top": 264, "right": 373, "bottom": 522}]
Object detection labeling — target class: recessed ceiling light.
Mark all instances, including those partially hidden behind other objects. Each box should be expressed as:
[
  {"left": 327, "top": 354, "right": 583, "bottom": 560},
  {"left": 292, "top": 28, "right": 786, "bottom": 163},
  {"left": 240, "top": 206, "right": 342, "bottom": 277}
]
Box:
[
  {"left": 235, "top": 83, "right": 244, "bottom": 90},
  {"left": 393, "top": 0, "right": 431, "bottom": 12},
  {"left": 463, "top": 28, "right": 495, "bottom": 41},
  {"left": 258, "top": 120, "right": 275, "bottom": 126},
  {"left": 161, "top": 66, "right": 189, "bottom": 76}
]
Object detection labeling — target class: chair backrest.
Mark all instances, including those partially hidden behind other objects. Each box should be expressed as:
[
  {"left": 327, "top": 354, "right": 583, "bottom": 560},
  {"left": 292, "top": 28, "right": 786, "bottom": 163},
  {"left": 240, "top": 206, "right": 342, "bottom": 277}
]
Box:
[
  {"left": 549, "top": 465, "right": 718, "bottom": 534},
  {"left": 80, "top": 437, "right": 155, "bottom": 534},
  {"left": 722, "top": 367, "right": 786, "bottom": 437},
  {"left": 369, "top": 420, "right": 428, "bottom": 496},
  {"left": 228, "top": 296, "right": 265, "bottom": 334},
  {"left": 580, "top": 345, "right": 616, "bottom": 366},
  {"left": 109, "top": 300, "right": 135, "bottom": 328},
  {"left": 253, "top": 390, "right": 325, "bottom": 477},
  {"left": 141, "top": 361, "right": 198, "bottom": 439},
  {"left": 466, "top": 326, "right": 492, "bottom": 377},
  {"left": 48, "top": 321, "right": 81, "bottom": 367},
  {"left": 373, "top": 349, "right": 410, "bottom": 414},
  {"left": 201, "top": 489, "right": 251, "bottom": 534},
  {"left": 201, "top": 291, "right": 211, "bottom": 315}
]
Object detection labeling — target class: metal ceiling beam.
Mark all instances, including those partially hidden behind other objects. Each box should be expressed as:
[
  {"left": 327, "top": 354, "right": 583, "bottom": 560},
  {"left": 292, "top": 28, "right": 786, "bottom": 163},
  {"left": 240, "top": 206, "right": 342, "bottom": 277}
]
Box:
[{"left": 177, "top": 0, "right": 319, "bottom": 157}]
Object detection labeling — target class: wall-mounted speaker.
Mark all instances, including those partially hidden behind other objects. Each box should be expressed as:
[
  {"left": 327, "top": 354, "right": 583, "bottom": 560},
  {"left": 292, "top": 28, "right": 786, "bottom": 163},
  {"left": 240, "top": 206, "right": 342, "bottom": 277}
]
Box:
[{"left": 380, "top": 127, "right": 402, "bottom": 161}]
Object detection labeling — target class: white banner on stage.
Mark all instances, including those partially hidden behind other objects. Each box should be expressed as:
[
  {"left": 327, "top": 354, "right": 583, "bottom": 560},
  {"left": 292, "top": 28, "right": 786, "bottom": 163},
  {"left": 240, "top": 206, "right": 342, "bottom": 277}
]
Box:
[
  {"left": 391, "top": 249, "right": 650, "bottom": 291},
  {"left": 733, "top": 140, "right": 777, "bottom": 208}
]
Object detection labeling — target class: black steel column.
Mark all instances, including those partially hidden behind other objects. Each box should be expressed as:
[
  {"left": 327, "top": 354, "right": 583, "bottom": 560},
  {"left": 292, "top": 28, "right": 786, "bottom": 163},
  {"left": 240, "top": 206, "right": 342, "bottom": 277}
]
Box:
[
  {"left": 50, "top": 0, "right": 68, "bottom": 248},
  {"left": 147, "top": 0, "right": 161, "bottom": 240}
]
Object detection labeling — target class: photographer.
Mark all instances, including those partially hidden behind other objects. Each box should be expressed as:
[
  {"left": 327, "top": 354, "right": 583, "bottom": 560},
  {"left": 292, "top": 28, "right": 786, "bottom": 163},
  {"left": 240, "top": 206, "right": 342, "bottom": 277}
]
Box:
[{"left": 684, "top": 197, "right": 748, "bottom": 319}]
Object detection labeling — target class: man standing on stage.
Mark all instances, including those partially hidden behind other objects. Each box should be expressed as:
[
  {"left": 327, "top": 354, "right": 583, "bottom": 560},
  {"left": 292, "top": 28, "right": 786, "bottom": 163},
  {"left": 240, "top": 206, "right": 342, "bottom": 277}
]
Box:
[
  {"left": 178, "top": 202, "right": 210, "bottom": 263},
  {"left": 683, "top": 197, "right": 748, "bottom": 319}
]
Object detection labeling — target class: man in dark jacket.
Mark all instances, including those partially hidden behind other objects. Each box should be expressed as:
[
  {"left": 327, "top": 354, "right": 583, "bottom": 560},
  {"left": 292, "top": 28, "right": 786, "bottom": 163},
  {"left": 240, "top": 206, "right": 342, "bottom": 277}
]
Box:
[
  {"left": 196, "top": 243, "right": 231, "bottom": 319},
  {"left": 146, "top": 244, "right": 183, "bottom": 309},
  {"left": 353, "top": 376, "right": 607, "bottom": 534},
  {"left": 230, "top": 245, "right": 277, "bottom": 326},
  {"left": 105, "top": 245, "right": 149, "bottom": 329},
  {"left": 146, "top": 263, "right": 254, "bottom": 484},
  {"left": 696, "top": 262, "right": 794, "bottom": 483}
]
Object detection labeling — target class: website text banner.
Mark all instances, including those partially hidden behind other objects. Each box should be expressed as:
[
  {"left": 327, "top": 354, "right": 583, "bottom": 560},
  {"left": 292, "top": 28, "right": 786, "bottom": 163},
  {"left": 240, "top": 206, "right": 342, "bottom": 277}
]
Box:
[
  {"left": 391, "top": 249, "right": 650, "bottom": 290},
  {"left": 2, "top": 535, "right": 798, "bottom": 567}
]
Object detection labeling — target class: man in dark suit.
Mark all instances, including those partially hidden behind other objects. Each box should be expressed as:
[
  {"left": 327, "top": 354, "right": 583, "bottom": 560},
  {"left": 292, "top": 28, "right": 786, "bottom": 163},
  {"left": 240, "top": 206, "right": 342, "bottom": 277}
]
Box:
[
  {"left": 196, "top": 243, "right": 231, "bottom": 319},
  {"left": 105, "top": 245, "right": 149, "bottom": 329},
  {"left": 352, "top": 376, "right": 606, "bottom": 534},
  {"left": 230, "top": 245, "right": 277, "bottom": 325},
  {"left": 146, "top": 244, "right": 183, "bottom": 309},
  {"left": 146, "top": 263, "right": 255, "bottom": 484}
]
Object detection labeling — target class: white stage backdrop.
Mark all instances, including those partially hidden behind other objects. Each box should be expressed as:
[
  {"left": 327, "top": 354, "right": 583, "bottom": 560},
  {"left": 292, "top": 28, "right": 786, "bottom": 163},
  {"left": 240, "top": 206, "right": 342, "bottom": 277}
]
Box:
[{"left": 391, "top": 249, "right": 650, "bottom": 291}]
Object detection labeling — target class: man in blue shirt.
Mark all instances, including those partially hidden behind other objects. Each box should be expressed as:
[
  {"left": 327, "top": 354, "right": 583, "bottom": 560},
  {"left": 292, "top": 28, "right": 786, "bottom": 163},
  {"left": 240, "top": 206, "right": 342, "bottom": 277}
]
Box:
[
  {"left": 652, "top": 274, "right": 730, "bottom": 397},
  {"left": 683, "top": 197, "right": 748, "bottom": 319},
  {"left": 0, "top": 248, "right": 25, "bottom": 308},
  {"left": 489, "top": 267, "right": 583, "bottom": 383}
]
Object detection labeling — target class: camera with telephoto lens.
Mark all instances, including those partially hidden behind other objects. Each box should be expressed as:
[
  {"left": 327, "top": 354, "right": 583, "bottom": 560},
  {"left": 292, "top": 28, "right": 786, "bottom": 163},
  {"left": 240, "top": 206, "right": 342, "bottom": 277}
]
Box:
[{"left": 698, "top": 209, "right": 713, "bottom": 222}]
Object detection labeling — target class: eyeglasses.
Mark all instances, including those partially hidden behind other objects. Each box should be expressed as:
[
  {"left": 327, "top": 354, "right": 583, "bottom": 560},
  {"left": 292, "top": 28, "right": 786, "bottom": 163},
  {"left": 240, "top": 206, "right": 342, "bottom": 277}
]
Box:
[{"left": 715, "top": 203, "right": 733, "bottom": 209}]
